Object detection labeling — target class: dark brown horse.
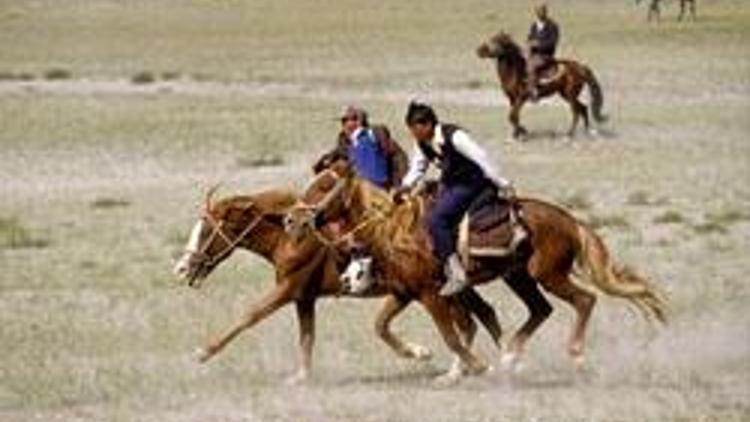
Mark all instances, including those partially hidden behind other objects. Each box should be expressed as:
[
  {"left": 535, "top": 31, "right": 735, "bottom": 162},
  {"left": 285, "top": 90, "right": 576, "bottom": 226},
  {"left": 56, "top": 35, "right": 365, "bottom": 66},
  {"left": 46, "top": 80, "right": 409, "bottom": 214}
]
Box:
[
  {"left": 172, "top": 187, "right": 503, "bottom": 383},
  {"left": 477, "top": 32, "right": 607, "bottom": 140},
  {"left": 638, "top": 0, "right": 696, "bottom": 22},
  {"left": 285, "top": 162, "right": 668, "bottom": 379}
]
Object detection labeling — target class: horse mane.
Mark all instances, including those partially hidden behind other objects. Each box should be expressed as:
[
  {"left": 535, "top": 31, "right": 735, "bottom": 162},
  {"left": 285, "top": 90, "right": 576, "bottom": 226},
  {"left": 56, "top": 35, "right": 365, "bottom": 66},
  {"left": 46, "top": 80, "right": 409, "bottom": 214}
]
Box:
[
  {"left": 491, "top": 31, "right": 526, "bottom": 68},
  {"left": 351, "top": 180, "right": 433, "bottom": 263},
  {"left": 210, "top": 188, "right": 298, "bottom": 222}
]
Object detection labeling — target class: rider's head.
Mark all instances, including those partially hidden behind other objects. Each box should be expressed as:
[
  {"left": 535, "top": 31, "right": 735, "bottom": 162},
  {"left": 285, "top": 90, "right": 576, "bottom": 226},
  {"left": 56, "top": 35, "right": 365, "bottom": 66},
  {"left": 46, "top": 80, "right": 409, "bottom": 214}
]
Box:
[
  {"left": 405, "top": 101, "right": 438, "bottom": 143},
  {"left": 534, "top": 3, "right": 548, "bottom": 21},
  {"left": 340, "top": 105, "right": 368, "bottom": 138}
]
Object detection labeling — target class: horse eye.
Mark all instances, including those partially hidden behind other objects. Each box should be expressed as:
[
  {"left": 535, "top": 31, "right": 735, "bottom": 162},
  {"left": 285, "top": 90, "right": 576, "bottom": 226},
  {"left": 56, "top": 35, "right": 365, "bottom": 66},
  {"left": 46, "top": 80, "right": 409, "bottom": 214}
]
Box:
[{"left": 356, "top": 270, "right": 364, "bottom": 279}]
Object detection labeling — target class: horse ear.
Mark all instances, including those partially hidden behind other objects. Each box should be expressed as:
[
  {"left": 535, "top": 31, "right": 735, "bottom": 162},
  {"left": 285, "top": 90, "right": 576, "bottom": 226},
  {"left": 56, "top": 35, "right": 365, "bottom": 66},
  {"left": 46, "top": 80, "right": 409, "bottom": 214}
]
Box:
[{"left": 204, "top": 183, "right": 221, "bottom": 213}]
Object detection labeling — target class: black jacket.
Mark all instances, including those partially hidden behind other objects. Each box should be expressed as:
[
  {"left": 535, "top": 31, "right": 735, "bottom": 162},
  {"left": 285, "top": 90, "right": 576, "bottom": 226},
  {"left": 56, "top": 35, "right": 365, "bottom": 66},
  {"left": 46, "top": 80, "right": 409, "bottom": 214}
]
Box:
[{"left": 527, "top": 19, "right": 560, "bottom": 57}]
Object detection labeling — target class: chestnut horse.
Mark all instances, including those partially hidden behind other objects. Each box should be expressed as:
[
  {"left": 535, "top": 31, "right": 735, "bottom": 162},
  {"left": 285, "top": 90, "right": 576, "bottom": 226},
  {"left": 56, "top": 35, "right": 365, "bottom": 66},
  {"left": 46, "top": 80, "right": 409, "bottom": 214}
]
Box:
[
  {"left": 477, "top": 32, "right": 608, "bottom": 140},
  {"left": 285, "top": 162, "right": 668, "bottom": 379},
  {"left": 173, "top": 187, "right": 503, "bottom": 383}
]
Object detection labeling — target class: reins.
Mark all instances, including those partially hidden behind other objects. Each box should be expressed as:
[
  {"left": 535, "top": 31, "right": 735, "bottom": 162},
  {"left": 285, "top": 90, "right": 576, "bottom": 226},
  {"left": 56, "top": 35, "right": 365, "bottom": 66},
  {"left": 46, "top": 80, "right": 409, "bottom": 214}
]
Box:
[
  {"left": 291, "top": 169, "right": 390, "bottom": 249},
  {"left": 195, "top": 209, "right": 264, "bottom": 266}
]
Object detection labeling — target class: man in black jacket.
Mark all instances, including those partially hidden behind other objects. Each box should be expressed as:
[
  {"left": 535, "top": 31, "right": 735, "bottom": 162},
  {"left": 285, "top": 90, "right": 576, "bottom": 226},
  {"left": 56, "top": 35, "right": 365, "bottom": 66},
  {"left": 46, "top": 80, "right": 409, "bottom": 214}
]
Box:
[{"left": 526, "top": 3, "right": 560, "bottom": 101}]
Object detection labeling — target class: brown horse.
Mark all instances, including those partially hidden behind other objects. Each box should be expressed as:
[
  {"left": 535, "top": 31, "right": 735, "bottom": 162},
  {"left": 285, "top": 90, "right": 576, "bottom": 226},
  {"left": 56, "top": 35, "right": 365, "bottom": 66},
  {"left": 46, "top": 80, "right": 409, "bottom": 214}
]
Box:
[
  {"left": 638, "top": 0, "right": 696, "bottom": 22},
  {"left": 172, "top": 187, "right": 503, "bottom": 383},
  {"left": 285, "top": 162, "right": 668, "bottom": 378},
  {"left": 477, "top": 31, "right": 607, "bottom": 140}
]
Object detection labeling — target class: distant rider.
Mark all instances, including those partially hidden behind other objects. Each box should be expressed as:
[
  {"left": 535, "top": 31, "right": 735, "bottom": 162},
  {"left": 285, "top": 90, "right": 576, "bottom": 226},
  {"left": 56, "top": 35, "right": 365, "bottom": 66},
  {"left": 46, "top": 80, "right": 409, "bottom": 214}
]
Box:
[{"left": 526, "top": 3, "right": 560, "bottom": 101}]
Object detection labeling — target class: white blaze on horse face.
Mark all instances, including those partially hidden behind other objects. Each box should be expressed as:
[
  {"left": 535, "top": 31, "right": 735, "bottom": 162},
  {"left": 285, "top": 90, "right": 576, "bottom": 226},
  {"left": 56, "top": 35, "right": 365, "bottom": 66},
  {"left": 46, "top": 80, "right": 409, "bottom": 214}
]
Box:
[
  {"left": 186, "top": 219, "right": 206, "bottom": 253},
  {"left": 173, "top": 219, "right": 205, "bottom": 278},
  {"left": 340, "top": 256, "right": 374, "bottom": 295}
]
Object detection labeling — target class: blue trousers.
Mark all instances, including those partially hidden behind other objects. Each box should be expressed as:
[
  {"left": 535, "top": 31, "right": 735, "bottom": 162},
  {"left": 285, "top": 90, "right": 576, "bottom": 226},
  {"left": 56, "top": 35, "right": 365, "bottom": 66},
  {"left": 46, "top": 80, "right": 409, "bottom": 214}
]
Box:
[{"left": 428, "top": 182, "right": 487, "bottom": 262}]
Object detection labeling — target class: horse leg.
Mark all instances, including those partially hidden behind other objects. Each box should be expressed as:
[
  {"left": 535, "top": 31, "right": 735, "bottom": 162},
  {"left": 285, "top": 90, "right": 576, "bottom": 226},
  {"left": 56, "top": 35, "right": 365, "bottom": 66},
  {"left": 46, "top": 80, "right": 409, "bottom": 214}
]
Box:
[
  {"left": 501, "top": 269, "right": 553, "bottom": 371},
  {"left": 508, "top": 99, "right": 528, "bottom": 141},
  {"left": 286, "top": 298, "right": 316, "bottom": 384},
  {"left": 566, "top": 97, "right": 589, "bottom": 139},
  {"left": 538, "top": 274, "right": 597, "bottom": 370},
  {"left": 447, "top": 299, "right": 489, "bottom": 377},
  {"left": 421, "top": 293, "right": 488, "bottom": 385},
  {"left": 458, "top": 288, "right": 503, "bottom": 349},
  {"left": 374, "top": 294, "right": 432, "bottom": 360},
  {"left": 678, "top": 0, "right": 690, "bottom": 21},
  {"left": 648, "top": 0, "right": 660, "bottom": 22},
  {"left": 196, "top": 282, "right": 292, "bottom": 363}
]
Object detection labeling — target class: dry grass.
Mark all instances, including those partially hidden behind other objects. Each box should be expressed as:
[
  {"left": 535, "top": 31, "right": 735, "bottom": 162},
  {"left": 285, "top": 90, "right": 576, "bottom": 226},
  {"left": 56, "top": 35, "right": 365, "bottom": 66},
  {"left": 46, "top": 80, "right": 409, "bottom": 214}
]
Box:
[{"left": 0, "top": 0, "right": 749, "bottom": 421}]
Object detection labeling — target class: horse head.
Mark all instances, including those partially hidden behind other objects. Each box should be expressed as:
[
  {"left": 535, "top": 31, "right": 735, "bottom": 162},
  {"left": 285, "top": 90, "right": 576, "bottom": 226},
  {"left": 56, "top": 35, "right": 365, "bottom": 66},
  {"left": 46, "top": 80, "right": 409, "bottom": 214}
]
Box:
[
  {"left": 477, "top": 31, "right": 524, "bottom": 63},
  {"left": 173, "top": 187, "right": 293, "bottom": 288},
  {"left": 284, "top": 159, "right": 357, "bottom": 241}
]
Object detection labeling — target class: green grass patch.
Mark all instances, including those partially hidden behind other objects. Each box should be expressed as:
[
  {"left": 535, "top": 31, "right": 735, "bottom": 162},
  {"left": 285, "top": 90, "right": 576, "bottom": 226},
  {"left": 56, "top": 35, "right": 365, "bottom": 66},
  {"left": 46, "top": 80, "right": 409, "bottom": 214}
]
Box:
[
  {"left": 90, "top": 197, "right": 131, "bottom": 210},
  {"left": 559, "top": 191, "right": 593, "bottom": 211},
  {"left": 0, "top": 70, "right": 34, "bottom": 81},
  {"left": 0, "top": 217, "right": 49, "bottom": 249},
  {"left": 160, "top": 71, "right": 181, "bottom": 81},
  {"left": 236, "top": 154, "right": 285, "bottom": 169},
  {"left": 692, "top": 221, "right": 729, "bottom": 235},
  {"left": 705, "top": 209, "right": 750, "bottom": 226},
  {"left": 653, "top": 210, "right": 687, "bottom": 225},
  {"left": 587, "top": 214, "right": 631, "bottom": 230},
  {"left": 43, "top": 68, "right": 72, "bottom": 80},
  {"left": 131, "top": 71, "right": 156, "bottom": 84},
  {"left": 627, "top": 190, "right": 669, "bottom": 207}
]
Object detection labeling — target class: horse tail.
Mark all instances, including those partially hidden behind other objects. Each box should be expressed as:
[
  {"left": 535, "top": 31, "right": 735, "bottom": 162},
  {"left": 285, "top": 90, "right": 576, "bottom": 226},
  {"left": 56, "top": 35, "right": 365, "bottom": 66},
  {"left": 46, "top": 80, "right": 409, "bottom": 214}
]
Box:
[
  {"left": 575, "top": 223, "right": 668, "bottom": 324},
  {"left": 582, "top": 66, "right": 608, "bottom": 123}
]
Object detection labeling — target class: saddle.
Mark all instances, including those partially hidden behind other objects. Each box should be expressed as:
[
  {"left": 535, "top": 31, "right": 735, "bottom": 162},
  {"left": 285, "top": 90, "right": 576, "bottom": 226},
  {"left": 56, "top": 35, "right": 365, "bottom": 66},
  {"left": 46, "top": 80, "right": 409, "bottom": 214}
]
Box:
[
  {"left": 457, "top": 187, "right": 528, "bottom": 266},
  {"left": 537, "top": 61, "right": 566, "bottom": 85}
]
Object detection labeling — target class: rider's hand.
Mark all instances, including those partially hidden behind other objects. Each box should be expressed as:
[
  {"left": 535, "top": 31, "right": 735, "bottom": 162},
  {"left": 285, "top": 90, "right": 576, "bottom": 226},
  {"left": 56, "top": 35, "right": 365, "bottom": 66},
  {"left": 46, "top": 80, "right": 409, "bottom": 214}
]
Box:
[
  {"left": 391, "top": 186, "right": 411, "bottom": 204},
  {"left": 499, "top": 183, "right": 517, "bottom": 200}
]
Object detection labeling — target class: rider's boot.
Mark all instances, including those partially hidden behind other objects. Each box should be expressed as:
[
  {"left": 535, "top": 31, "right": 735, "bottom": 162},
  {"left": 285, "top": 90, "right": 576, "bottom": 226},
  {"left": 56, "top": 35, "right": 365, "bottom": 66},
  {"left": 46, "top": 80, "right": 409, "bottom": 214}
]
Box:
[{"left": 439, "top": 253, "right": 469, "bottom": 296}]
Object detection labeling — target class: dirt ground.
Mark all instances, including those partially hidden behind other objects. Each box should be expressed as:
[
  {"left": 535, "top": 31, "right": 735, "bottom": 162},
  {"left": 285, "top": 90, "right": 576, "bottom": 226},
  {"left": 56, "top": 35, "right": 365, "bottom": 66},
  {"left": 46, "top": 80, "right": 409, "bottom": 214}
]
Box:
[{"left": 1, "top": 1, "right": 749, "bottom": 421}]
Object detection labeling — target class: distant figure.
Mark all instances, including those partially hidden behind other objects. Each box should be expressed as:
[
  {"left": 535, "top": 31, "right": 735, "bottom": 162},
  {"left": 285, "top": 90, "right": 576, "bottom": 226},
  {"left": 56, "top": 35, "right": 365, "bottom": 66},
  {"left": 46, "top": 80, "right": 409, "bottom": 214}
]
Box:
[
  {"left": 678, "top": 0, "right": 696, "bottom": 21},
  {"left": 638, "top": 0, "right": 696, "bottom": 22},
  {"left": 313, "top": 106, "right": 408, "bottom": 191},
  {"left": 526, "top": 3, "right": 560, "bottom": 101}
]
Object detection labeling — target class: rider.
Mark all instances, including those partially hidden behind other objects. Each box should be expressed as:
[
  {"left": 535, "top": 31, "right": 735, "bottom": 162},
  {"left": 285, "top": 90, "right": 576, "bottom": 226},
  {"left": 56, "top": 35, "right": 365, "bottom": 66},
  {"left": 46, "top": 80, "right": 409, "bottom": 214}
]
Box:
[
  {"left": 526, "top": 3, "right": 560, "bottom": 101},
  {"left": 313, "top": 105, "right": 407, "bottom": 191},
  {"left": 397, "top": 101, "right": 514, "bottom": 296}
]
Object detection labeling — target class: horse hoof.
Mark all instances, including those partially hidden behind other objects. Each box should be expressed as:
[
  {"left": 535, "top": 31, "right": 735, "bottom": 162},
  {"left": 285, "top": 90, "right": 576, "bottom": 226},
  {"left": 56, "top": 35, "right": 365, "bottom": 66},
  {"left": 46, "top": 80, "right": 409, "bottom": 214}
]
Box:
[
  {"left": 500, "top": 352, "right": 524, "bottom": 374},
  {"left": 405, "top": 343, "right": 433, "bottom": 361},
  {"left": 433, "top": 371, "right": 462, "bottom": 387},
  {"left": 194, "top": 347, "right": 213, "bottom": 363},
  {"left": 572, "top": 354, "right": 586, "bottom": 371},
  {"left": 284, "top": 370, "right": 310, "bottom": 386},
  {"left": 467, "top": 362, "right": 491, "bottom": 376}
]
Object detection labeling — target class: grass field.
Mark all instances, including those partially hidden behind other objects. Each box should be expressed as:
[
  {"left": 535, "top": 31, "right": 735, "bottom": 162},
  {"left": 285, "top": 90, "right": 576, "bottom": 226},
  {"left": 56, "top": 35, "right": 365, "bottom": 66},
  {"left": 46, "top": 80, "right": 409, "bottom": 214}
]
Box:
[{"left": 1, "top": 0, "right": 749, "bottom": 421}]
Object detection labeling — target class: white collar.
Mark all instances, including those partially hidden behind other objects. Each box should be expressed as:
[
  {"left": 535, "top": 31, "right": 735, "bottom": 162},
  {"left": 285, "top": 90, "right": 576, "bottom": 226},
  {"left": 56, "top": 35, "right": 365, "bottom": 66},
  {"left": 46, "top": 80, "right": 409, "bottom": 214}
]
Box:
[
  {"left": 429, "top": 124, "right": 446, "bottom": 150},
  {"left": 349, "top": 126, "right": 367, "bottom": 143},
  {"left": 535, "top": 20, "right": 546, "bottom": 30}
]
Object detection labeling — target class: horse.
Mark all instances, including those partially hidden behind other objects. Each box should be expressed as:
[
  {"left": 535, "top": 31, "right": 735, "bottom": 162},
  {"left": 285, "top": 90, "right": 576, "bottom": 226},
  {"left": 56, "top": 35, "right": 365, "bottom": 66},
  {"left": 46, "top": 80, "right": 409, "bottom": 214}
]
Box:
[
  {"left": 637, "top": 0, "right": 696, "bottom": 22},
  {"left": 284, "top": 161, "right": 668, "bottom": 379},
  {"left": 172, "top": 187, "right": 504, "bottom": 383},
  {"left": 477, "top": 31, "right": 608, "bottom": 140}
]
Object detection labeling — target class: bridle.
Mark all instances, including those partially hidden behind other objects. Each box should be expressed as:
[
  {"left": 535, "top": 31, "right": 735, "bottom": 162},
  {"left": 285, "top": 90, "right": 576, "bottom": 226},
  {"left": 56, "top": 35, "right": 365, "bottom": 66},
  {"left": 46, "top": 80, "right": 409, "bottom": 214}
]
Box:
[
  {"left": 289, "top": 169, "right": 387, "bottom": 248},
  {"left": 191, "top": 206, "right": 264, "bottom": 268}
]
